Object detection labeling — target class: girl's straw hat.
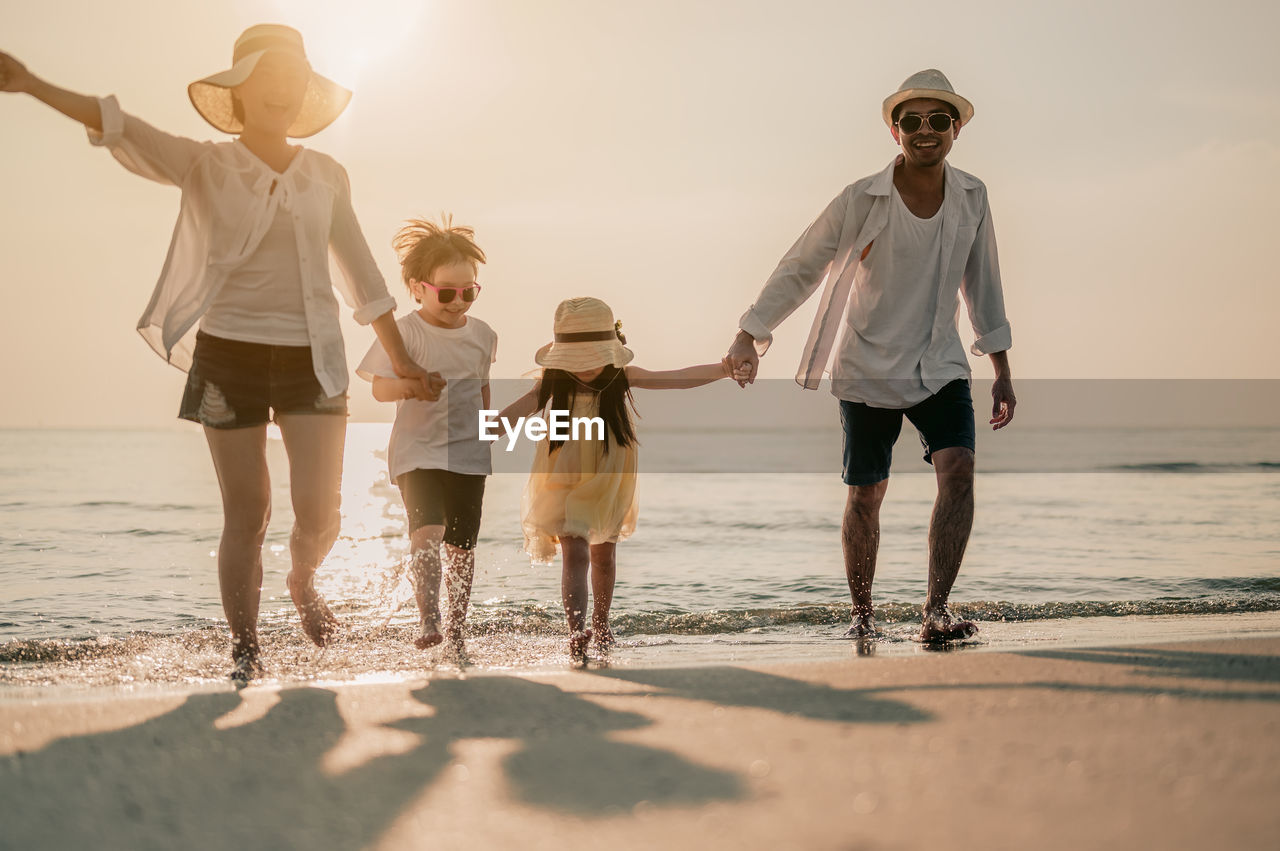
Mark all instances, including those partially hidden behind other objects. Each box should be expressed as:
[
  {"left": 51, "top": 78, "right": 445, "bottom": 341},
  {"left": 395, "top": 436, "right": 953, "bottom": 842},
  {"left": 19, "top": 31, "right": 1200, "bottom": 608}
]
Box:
[
  {"left": 535, "top": 298, "right": 634, "bottom": 372},
  {"left": 188, "top": 24, "right": 351, "bottom": 138},
  {"left": 881, "top": 68, "right": 974, "bottom": 129}
]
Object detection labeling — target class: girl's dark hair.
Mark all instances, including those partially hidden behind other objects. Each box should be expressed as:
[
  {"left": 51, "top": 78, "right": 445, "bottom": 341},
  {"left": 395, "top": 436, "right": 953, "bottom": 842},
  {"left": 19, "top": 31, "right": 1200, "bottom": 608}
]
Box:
[{"left": 538, "top": 366, "right": 637, "bottom": 454}]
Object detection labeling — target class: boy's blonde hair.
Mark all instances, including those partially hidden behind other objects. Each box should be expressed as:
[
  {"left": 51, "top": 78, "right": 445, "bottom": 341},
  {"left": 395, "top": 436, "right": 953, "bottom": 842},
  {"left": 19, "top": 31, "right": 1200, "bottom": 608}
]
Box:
[{"left": 392, "top": 215, "right": 486, "bottom": 303}]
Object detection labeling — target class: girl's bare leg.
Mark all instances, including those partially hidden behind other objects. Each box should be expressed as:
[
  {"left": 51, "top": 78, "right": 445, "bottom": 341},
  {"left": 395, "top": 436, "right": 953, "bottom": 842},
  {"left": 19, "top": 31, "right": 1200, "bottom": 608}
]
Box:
[
  {"left": 560, "top": 535, "right": 592, "bottom": 660},
  {"left": 407, "top": 525, "right": 445, "bottom": 649},
  {"left": 277, "top": 414, "right": 346, "bottom": 647},
  {"left": 204, "top": 425, "right": 271, "bottom": 673},
  {"left": 589, "top": 542, "right": 617, "bottom": 648},
  {"left": 442, "top": 542, "right": 476, "bottom": 653}
]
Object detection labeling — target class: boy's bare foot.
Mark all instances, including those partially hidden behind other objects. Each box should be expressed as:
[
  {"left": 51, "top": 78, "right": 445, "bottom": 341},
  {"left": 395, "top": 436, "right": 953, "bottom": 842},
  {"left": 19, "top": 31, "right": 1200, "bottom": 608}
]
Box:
[
  {"left": 440, "top": 631, "right": 468, "bottom": 665},
  {"left": 569, "top": 629, "right": 592, "bottom": 664},
  {"left": 920, "top": 608, "right": 978, "bottom": 643},
  {"left": 592, "top": 625, "right": 616, "bottom": 650},
  {"left": 843, "top": 612, "right": 877, "bottom": 638},
  {"left": 286, "top": 572, "right": 340, "bottom": 647}
]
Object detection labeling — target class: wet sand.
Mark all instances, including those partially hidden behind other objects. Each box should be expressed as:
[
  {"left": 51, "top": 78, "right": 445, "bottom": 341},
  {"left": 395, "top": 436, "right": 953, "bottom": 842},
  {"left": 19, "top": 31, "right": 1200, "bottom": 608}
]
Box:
[{"left": 2, "top": 636, "right": 1278, "bottom": 850}]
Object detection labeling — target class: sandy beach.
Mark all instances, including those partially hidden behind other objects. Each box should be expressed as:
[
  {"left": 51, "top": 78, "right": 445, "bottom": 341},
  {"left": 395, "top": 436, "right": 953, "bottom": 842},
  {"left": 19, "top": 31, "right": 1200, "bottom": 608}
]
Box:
[{"left": 2, "top": 634, "right": 1277, "bottom": 851}]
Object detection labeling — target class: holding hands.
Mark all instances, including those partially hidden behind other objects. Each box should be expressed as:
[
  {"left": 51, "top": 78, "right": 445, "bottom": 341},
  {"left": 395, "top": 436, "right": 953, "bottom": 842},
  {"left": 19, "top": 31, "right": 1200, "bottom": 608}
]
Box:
[{"left": 725, "top": 330, "right": 759, "bottom": 388}]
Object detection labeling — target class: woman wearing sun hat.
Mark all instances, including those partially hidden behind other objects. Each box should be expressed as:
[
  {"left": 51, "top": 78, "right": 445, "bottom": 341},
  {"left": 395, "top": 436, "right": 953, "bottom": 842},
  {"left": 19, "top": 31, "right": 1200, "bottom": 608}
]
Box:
[{"left": 0, "top": 25, "right": 437, "bottom": 679}]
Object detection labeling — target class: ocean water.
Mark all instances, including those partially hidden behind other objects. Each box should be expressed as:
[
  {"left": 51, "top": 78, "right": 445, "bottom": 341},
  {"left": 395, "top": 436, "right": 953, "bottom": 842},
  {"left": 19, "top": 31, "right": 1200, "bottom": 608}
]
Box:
[{"left": 2, "top": 423, "right": 1278, "bottom": 687}]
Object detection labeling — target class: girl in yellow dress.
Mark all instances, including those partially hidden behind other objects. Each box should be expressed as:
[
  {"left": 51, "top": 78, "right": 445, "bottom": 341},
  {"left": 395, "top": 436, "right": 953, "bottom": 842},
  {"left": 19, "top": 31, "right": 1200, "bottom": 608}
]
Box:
[{"left": 500, "top": 298, "right": 745, "bottom": 662}]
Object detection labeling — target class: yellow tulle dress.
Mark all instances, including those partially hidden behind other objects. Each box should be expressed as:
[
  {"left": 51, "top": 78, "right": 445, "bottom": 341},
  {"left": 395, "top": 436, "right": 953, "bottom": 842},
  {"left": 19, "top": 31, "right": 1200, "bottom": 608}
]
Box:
[{"left": 521, "top": 393, "right": 639, "bottom": 563}]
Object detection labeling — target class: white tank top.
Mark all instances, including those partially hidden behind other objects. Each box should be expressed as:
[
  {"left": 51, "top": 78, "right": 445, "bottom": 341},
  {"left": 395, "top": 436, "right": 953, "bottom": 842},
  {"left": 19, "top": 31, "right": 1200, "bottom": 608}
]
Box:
[{"left": 200, "top": 205, "right": 310, "bottom": 345}]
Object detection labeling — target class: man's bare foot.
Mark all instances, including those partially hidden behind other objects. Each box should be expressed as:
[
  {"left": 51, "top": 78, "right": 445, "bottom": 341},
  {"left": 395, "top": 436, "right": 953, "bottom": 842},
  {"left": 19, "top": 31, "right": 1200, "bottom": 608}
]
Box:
[
  {"left": 286, "top": 572, "right": 340, "bottom": 647},
  {"left": 843, "top": 611, "right": 877, "bottom": 639},
  {"left": 920, "top": 608, "right": 978, "bottom": 643},
  {"left": 569, "top": 629, "right": 592, "bottom": 664},
  {"left": 592, "top": 625, "right": 616, "bottom": 650}
]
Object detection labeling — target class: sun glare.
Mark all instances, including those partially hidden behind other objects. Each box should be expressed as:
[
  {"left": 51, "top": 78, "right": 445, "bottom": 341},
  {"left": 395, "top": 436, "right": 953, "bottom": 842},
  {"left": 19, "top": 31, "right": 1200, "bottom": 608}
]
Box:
[{"left": 251, "top": 0, "right": 431, "bottom": 87}]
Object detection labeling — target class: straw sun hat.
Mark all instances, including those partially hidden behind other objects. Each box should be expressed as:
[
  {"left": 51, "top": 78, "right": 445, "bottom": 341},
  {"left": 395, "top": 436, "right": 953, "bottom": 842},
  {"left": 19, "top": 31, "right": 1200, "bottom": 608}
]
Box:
[
  {"left": 881, "top": 68, "right": 974, "bottom": 129},
  {"left": 535, "top": 298, "right": 634, "bottom": 372},
  {"left": 188, "top": 24, "right": 351, "bottom": 138}
]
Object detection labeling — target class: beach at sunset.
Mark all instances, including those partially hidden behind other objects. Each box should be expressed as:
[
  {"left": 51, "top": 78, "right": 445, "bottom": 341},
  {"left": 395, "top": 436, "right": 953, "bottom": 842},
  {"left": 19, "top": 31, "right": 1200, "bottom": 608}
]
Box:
[
  {"left": 4, "top": 635, "right": 1279, "bottom": 850},
  {"left": 4, "top": 0, "right": 1279, "bottom": 848}
]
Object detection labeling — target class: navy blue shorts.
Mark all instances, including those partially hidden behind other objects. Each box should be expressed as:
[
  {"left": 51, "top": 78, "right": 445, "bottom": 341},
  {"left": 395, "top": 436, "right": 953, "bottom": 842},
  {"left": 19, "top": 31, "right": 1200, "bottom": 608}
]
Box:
[
  {"left": 179, "top": 331, "right": 347, "bottom": 429},
  {"left": 397, "top": 468, "right": 487, "bottom": 550},
  {"left": 839, "top": 379, "right": 975, "bottom": 486}
]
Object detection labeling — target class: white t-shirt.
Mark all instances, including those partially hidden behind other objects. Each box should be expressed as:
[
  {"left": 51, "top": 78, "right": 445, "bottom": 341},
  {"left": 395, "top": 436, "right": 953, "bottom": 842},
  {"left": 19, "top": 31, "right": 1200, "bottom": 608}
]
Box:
[
  {"left": 832, "top": 186, "right": 945, "bottom": 407},
  {"left": 357, "top": 312, "right": 498, "bottom": 478},
  {"left": 200, "top": 205, "right": 310, "bottom": 345}
]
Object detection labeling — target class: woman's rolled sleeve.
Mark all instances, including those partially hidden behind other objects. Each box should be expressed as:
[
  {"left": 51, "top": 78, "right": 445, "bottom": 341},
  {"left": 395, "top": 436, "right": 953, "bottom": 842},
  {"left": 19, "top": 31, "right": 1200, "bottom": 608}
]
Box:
[
  {"left": 86, "top": 96, "right": 207, "bottom": 186},
  {"left": 329, "top": 165, "right": 396, "bottom": 325}
]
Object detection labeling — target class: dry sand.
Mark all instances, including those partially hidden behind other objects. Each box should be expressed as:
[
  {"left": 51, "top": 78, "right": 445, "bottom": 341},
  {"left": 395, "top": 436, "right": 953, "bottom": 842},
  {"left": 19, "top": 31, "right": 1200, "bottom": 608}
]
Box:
[{"left": 2, "top": 636, "right": 1278, "bottom": 850}]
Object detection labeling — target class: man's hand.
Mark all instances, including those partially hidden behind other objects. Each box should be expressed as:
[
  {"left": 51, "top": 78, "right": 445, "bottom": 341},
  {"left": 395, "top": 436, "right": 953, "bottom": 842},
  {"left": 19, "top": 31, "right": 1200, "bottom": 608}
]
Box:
[
  {"left": 990, "top": 376, "right": 1016, "bottom": 430},
  {"left": 725, "top": 330, "right": 760, "bottom": 388},
  {"left": 394, "top": 360, "right": 446, "bottom": 401}
]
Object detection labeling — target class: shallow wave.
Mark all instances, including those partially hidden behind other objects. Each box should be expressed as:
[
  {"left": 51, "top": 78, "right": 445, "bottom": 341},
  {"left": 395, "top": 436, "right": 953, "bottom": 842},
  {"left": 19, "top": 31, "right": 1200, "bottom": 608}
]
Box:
[
  {"left": 1101, "top": 461, "right": 1280, "bottom": 473},
  {"left": 5, "top": 596, "right": 1280, "bottom": 666}
]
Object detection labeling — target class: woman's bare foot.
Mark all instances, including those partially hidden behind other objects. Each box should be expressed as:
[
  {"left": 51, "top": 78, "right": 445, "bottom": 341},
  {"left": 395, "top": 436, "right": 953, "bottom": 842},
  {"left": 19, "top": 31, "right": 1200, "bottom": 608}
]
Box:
[
  {"left": 286, "top": 572, "right": 340, "bottom": 647},
  {"left": 592, "top": 624, "right": 616, "bottom": 650},
  {"left": 440, "top": 630, "right": 468, "bottom": 665},
  {"left": 843, "top": 611, "right": 877, "bottom": 638},
  {"left": 920, "top": 608, "right": 978, "bottom": 643},
  {"left": 415, "top": 624, "right": 444, "bottom": 650},
  {"left": 569, "top": 629, "right": 592, "bottom": 665}
]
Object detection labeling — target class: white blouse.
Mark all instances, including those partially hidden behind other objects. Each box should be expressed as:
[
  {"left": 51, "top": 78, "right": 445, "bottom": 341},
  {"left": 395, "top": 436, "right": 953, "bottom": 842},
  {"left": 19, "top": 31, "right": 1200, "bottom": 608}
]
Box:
[{"left": 88, "top": 96, "right": 396, "bottom": 397}]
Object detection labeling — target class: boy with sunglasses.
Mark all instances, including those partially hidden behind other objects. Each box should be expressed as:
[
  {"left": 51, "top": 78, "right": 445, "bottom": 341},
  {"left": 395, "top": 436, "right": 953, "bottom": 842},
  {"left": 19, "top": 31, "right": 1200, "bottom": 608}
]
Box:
[
  {"left": 357, "top": 217, "right": 496, "bottom": 658},
  {"left": 726, "top": 69, "right": 1016, "bottom": 643}
]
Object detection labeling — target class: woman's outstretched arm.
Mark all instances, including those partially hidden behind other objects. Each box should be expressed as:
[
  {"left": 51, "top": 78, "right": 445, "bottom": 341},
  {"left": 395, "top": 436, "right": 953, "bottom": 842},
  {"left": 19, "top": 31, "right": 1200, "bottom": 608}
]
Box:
[{"left": 1, "top": 51, "right": 101, "bottom": 131}]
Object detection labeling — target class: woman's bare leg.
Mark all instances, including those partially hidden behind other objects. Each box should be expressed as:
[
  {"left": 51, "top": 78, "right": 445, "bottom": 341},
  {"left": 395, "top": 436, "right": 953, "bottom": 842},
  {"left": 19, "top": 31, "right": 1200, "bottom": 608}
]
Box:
[
  {"left": 277, "top": 413, "right": 346, "bottom": 646},
  {"left": 204, "top": 425, "right": 271, "bottom": 671},
  {"left": 589, "top": 542, "right": 617, "bottom": 647}
]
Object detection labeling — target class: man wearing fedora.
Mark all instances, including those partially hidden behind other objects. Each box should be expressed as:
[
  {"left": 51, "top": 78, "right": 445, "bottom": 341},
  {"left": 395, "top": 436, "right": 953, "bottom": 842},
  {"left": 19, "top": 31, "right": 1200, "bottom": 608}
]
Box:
[{"left": 726, "top": 69, "right": 1015, "bottom": 642}]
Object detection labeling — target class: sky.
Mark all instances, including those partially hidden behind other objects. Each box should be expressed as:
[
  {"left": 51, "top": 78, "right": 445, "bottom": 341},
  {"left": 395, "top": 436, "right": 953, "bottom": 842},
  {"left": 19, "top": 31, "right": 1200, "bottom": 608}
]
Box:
[{"left": 1, "top": 0, "right": 1278, "bottom": 427}]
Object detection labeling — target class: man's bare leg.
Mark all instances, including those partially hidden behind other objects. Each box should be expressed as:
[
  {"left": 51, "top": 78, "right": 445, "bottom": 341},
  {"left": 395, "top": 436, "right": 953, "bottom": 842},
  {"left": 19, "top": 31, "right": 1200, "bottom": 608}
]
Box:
[
  {"left": 843, "top": 480, "right": 888, "bottom": 637},
  {"left": 407, "top": 525, "right": 444, "bottom": 649},
  {"left": 921, "top": 447, "right": 978, "bottom": 641}
]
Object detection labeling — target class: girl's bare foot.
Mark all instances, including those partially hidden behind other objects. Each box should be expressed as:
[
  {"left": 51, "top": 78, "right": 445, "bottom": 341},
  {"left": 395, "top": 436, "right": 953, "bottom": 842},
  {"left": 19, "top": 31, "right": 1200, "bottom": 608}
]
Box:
[
  {"left": 569, "top": 629, "right": 592, "bottom": 665},
  {"left": 286, "top": 572, "right": 340, "bottom": 647},
  {"left": 230, "top": 645, "right": 265, "bottom": 682},
  {"left": 592, "top": 625, "right": 616, "bottom": 650},
  {"left": 920, "top": 608, "right": 978, "bottom": 643}
]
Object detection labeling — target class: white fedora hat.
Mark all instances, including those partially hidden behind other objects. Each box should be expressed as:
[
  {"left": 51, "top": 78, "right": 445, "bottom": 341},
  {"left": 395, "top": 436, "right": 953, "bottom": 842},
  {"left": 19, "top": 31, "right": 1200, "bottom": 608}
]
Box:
[
  {"left": 188, "top": 24, "right": 351, "bottom": 139},
  {"left": 535, "top": 298, "right": 634, "bottom": 372},
  {"left": 881, "top": 68, "right": 974, "bottom": 129}
]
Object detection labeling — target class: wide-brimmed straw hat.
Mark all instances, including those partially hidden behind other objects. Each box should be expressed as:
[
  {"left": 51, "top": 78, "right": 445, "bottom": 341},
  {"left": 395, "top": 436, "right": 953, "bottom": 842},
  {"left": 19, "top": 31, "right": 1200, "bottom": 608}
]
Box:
[
  {"left": 535, "top": 298, "right": 634, "bottom": 372},
  {"left": 881, "top": 68, "right": 974, "bottom": 129},
  {"left": 188, "top": 24, "right": 351, "bottom": 138}
]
